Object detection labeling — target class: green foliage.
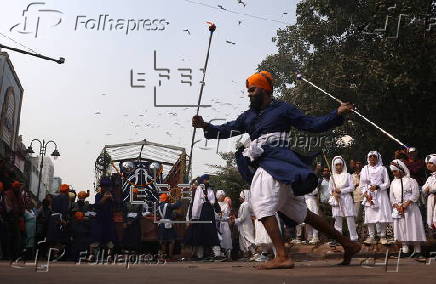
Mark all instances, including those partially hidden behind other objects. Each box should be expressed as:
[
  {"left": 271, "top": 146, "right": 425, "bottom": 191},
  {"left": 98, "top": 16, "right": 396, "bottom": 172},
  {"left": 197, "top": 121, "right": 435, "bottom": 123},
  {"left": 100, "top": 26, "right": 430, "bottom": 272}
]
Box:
[
  {"left": 208, "top": 152, "right": 249, "bottom": 208},
  {"left": 259, "top": 0, "right": 436, "bottom": 163}
]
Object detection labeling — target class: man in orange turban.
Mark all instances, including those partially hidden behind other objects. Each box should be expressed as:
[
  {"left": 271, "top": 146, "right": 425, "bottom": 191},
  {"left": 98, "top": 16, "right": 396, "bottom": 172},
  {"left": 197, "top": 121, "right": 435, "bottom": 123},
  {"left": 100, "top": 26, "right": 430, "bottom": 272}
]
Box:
[
  {"left": 12, "top": 180, "right": 23, "bottom": 189},
  {"left": 159, "top": 193, "right": 169, "bottom": 203},
  {"left": 77, "top": 191, "right": 89, "bottom": 200},
  {"left": 60, "top": 184, "right": 70, "bottom": 193},
  {"left": 192, "top": 70, "right": 358, "bottom": 269}
]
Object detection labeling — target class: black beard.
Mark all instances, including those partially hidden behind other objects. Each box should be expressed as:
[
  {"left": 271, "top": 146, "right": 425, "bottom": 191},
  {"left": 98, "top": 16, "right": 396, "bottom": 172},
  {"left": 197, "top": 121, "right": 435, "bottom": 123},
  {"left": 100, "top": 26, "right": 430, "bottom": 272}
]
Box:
[{"left": 249, "top": 95, "right": 263, "bottom": 111}]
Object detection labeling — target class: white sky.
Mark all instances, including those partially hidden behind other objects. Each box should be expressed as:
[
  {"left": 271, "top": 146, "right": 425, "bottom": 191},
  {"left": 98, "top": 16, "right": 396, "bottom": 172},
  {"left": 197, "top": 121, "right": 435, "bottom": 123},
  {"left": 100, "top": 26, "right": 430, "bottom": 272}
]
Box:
[{"left": 0, "top": 0, "right": 298, "bottom": 198}]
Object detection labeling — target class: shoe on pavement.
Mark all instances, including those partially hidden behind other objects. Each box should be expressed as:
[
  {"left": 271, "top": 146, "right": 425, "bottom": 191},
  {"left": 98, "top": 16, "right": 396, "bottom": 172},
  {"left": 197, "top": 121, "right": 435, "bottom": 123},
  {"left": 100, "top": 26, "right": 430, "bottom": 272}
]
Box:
[
  {"left": 309, "top": 238, "right": 319, "bottom": 245},
  {"left": 292, "top": 238, "right": 303, "bottom": 244},
  {"left": 380, "top": 237, "right": 388, "bottom": 245},
  {"left": 254, "top": 254, "right": 269, "bottom": 262},
  {"left": 364, "top": 237, "right": 376, "bottom": 245},
  {"left": 249, "top": 253, "right": 259, "bottom": 262}
]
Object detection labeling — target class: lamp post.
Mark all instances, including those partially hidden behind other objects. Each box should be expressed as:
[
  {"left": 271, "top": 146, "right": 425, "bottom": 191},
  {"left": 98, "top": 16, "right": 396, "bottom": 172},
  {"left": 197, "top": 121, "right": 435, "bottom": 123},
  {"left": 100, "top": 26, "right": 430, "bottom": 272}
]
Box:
[{"left": 26, "top": 139, "right": 60, "bottom": 202}]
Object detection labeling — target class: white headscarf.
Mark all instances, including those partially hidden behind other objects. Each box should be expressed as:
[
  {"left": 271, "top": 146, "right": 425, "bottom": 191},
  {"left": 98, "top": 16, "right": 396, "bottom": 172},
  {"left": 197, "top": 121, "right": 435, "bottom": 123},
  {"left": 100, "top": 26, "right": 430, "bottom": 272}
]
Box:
[
  {"left": 389, "top": 159, "right": 410, "bottom": 178},
  {"left": 425, "top": 154, "right": 436, "bottom": 164},
  {"left": 240, "top": 190, "right": 251, "bottom": 203},
  {"left": 367, "top": 151, "right": 383, "bottom": 167},
  {"left": 216, "top": 190, "right": 226, "bottom": 199},
  {"left": 331, "top": 156, "right": 348, "bottom": 188}
]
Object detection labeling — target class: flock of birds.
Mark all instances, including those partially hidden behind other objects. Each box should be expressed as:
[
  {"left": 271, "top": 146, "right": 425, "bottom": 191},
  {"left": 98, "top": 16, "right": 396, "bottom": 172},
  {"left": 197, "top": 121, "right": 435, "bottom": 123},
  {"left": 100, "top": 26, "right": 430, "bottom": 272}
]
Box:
[
  {"left": 91, "top": 1, "right": 288, "bottom": 143},
  {"left": 182, "top": 1, "right": 288, "bottom": 47}
]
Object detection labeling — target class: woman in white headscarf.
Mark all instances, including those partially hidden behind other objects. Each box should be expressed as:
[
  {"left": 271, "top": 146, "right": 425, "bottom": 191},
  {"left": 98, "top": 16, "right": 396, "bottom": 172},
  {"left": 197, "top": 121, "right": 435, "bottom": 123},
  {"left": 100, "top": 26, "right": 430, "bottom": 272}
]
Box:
[
  {"left": 360, "top": 151, "right": 392, "bottom": 245},
  {"left": 216, "top": 190, "right": 233, "bottom": 257},
  {"left": 389, "top": 159, "right": 426, "bottom": 255},
  {"left": 328, "top": 156, "right": 358, "bottom": 241},
  {"left": 423, "top": 154, "right": 436, "bottom": 229},
  {"left": 233, "top": 190, "right": 255, "bottom": 258}
]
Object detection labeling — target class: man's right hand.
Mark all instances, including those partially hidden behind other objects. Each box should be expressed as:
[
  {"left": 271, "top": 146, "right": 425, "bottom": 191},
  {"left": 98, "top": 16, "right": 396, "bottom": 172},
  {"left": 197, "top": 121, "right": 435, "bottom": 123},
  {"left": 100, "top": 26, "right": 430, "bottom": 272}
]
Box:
[{"left": 192, "top": 115, "right": 208, "bottom": 129}]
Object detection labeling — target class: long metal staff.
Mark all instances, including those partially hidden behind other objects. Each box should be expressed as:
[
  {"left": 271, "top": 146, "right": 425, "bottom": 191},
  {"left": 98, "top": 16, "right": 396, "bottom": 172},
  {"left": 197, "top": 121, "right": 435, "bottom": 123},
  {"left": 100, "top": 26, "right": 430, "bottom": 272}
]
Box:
[
  {"left": 187, "top": 22, "right": 217, "bottom": 179},
  {"left": 297, "top": 74, "right": 408, "bottom": 148}
]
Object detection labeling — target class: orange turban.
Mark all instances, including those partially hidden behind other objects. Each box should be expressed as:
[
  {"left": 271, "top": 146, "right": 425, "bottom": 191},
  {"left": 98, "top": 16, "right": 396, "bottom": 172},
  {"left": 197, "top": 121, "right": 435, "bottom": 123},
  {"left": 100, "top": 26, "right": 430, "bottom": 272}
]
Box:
[
  {"left": 159, "top": 193, "right": 169, "bottom": 202},
  {"left": 12, "top": 181, "right": 22, "bottom": 189},
  {"left": 78, "top": 191, "right": 88, "bottom": 199},
  {"left": 60, "top": 184, "right": 70, "bottom": 193},
  {"left": 246, "top": 71, "right": 273, "bottom": 92},
  {"left": 0, "top": 182, "right": 4, "bottom": 192},
  {"left": 132, "top": 188, "right": 140, "bottom": 195},
  {"left": 74, "top": 211, "right": 85, "bottom": 221}
]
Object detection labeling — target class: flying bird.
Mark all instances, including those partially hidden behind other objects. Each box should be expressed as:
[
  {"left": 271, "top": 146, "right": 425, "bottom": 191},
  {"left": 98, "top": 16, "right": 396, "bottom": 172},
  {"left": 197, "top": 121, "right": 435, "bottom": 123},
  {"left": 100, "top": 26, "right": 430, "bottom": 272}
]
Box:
[
  {"left": 101, "top": 93, "right": 107, "bottom": 96},
  {"left": 238, "top": 20, "right": 242, "bottom": 25},
  {"left": 94, "top": 112, "right": 101, "bottom": 115},
  {"left": 217, "top": 5, "right": 227, "bottom": 10},
  {"left": 168, "top": 112, "right": 177, "bottom": 116},
  {"left": 182, "top": 29, "right": 191, "bottom": 35},
  {"left": 237, "top": 0, "right": 247, "bottom": 7},
  {"left": 165, "top": 131, "right": 173, "bottom": 137},
  {"left": 226, "top": 40, "right": 236, "bottom": 45}
]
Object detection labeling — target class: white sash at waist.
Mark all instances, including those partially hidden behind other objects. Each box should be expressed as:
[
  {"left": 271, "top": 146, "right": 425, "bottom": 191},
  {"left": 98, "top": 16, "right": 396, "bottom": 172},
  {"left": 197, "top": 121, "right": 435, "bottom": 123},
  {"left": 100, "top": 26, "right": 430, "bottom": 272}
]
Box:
[{"left": 242, "top": 132, "right": 287, "bottom": 162}]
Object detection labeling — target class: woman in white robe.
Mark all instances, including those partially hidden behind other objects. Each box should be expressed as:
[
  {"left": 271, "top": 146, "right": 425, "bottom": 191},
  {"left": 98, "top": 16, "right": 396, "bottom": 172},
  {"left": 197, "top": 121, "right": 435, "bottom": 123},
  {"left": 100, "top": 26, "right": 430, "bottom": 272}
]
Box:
[
  {"left": 360, "top": 151, "right": 392, "bottom": 244},
  {"left": 328, "top": 156, "right": 358, "bottom": 241},
  {"left": 423, "top": 154, "right": 436, "bottom": 229},
  {"left": 216, "top": 190, "right": 233, "bottom": 257},
  {"left": 389, "top": 159, "right": 426, "bottom": 254},
  {"left": 234, "top": 190, "right": 255, "bottom": 256}
]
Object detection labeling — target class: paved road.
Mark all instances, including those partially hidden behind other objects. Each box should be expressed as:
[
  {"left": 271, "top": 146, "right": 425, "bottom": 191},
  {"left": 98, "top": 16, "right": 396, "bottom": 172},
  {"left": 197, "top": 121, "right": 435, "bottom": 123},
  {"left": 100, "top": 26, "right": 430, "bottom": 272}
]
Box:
[{"left": 1, "top": 258, "right": 435, "bottom": 284}]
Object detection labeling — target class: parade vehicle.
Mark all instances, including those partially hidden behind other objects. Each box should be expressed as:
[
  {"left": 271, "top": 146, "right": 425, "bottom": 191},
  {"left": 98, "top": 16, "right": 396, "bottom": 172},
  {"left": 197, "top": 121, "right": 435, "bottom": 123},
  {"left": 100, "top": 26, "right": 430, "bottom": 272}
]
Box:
[{"left": 94, "top": 139, "right": 188, "bottom": 245}]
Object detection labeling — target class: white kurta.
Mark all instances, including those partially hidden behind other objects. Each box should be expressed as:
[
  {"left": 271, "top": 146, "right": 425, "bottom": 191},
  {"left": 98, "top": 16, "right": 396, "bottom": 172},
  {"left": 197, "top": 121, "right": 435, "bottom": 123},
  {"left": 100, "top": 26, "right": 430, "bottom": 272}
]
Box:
[
  {"left": 423, "top": 173, "right": 436, "bottom": 228},
  {"left": 235, "top": 201, "right": 255, "bottom": 252},
  {"left": 360, "top": 165, "right": 393, "bottom": 224},
  {"left": 329, "top": 173, "right": 355, "bottom": 217},
  {"left": 319, "top": 178, "right": 330, "bottom": 204},
  {"left": 254, "top": 218, "right": 273, "bottom": 246},
  {"left": 305, "top": 187, "right": 319, "bottom": 214},
  {"left": 390, "top": 177, "right": 426, "bottom": 242},
  {"left": 218, "top": 201, "right": 233, "bottom": 250}
]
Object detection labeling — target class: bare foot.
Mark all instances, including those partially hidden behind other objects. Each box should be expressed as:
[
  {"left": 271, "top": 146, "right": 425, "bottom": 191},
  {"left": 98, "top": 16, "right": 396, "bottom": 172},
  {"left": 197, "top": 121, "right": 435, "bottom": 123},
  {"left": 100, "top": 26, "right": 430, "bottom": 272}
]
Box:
[
  {"left": 256, "top": 257, "right": 295, "bottom": 270},
  {"left": 338, "top": 241, "right": 361, "bottom": 265}
]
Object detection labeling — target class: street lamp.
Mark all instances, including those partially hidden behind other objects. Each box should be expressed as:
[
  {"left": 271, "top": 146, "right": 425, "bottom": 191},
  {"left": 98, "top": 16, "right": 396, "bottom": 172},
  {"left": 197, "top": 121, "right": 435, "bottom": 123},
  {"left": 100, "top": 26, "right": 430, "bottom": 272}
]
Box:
[{"left": 27, "top": 139, "right": 60, "bottom": 202}]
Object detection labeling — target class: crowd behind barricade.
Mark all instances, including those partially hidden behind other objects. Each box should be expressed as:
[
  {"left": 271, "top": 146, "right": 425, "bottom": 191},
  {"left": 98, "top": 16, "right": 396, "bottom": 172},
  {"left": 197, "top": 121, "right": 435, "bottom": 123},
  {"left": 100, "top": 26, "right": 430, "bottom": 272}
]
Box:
[{"left": 1, "top": 147, "right": 435, "bottom": 263}]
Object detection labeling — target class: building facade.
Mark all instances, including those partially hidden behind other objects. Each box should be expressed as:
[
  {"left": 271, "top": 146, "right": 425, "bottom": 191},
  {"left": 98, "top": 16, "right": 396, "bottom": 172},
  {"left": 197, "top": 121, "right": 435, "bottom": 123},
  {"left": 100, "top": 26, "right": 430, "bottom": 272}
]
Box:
[
  {"left": 29, "top": 156, "right": 55, "bottom": 201},
  {"left": 0, "top": 51, "right": 27, "bottom": 183}
]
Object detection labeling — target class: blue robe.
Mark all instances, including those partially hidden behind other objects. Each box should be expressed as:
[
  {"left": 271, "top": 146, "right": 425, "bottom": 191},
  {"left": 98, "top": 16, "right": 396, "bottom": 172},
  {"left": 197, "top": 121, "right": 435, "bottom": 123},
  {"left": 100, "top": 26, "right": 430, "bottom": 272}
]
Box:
[{"left": 203, "top": 100, "right": 343, "bottom": 196}]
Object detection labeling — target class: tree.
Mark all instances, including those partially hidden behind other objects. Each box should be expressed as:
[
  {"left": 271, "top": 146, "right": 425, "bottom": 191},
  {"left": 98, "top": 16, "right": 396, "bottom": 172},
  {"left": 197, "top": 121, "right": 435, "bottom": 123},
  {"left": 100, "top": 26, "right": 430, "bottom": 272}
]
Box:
[
  {"left": 259, "top": 0, "right": 436, "bottom": 163},
  {"left": 208, "top": 152, "right": 249, "bottom": 208}
]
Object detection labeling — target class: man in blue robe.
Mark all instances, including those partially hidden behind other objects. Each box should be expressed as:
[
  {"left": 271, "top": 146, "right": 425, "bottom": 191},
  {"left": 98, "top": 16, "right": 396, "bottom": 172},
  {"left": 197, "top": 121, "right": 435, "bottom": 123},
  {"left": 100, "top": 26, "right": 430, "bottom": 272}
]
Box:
[{"left": 192, "top": 71, "right": 361, "bottom": 269}]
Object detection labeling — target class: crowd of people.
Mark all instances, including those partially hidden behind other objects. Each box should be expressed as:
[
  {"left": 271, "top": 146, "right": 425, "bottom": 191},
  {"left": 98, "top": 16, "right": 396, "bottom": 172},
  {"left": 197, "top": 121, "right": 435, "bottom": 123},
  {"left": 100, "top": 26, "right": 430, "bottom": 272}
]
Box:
[
  {"left": 294, "top": 148, "right": 433, "bottom": 258},
  {"left": 1, "top": 147, "right": 435, "bottom": 263}
]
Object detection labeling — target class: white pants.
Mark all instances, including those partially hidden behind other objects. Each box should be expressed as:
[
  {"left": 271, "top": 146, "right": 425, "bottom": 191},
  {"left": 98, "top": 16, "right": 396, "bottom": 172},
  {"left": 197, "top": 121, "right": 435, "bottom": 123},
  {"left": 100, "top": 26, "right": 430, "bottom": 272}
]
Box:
[
  {"left": 334, "top": 216, "right": 358, "bottom": 241},
  {"left": 250, "top": 168, "right": 307, "bottom": 224},
  {"left": 368, "top": 223, "right": 387, "bottom": 238},
  {"left": 194, "top": 246, "right": 221, "bottom": 258},
  {"left": 296, "top": 224, "right": 318, "bottom": 240}
]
